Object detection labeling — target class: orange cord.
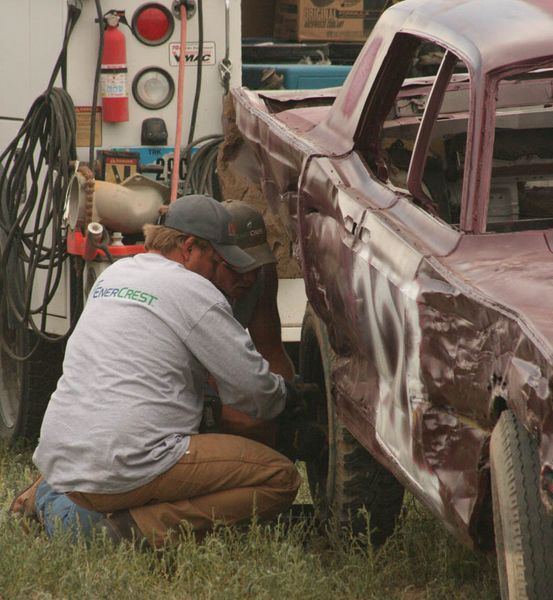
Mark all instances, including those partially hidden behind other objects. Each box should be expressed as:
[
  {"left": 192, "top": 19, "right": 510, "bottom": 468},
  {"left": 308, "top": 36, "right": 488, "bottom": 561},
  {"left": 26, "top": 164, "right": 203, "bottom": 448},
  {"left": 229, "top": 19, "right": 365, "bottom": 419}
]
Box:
[{"left": 170, "top": 3, "right": 188, "bottom": 202}]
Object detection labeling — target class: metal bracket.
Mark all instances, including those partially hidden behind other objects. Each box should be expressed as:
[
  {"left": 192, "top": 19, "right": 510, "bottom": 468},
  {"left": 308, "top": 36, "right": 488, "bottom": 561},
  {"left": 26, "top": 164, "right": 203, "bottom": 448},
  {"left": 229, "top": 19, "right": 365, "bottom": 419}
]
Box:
[
  {"left": 219, "top": 0, "right": 231, "bottom": 93},
  {"left": 172, "top": 0, "right": 197, "bottom": 19},
  {"left": 96, "top": 9, "right": 129, "bottom": 28},
  {"left": 218, "top": 59, "right": 232, "bottom": 93}
]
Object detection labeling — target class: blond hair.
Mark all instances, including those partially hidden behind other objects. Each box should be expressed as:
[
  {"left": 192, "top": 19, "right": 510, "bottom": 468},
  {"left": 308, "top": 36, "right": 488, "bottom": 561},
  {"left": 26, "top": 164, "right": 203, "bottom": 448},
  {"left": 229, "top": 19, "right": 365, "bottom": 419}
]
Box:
[
  {"left": 143, "top": 224, "right": 210, "bottom": 254},
  {"left": 143, "top": 224, "right": 189, "bottom": 253}
]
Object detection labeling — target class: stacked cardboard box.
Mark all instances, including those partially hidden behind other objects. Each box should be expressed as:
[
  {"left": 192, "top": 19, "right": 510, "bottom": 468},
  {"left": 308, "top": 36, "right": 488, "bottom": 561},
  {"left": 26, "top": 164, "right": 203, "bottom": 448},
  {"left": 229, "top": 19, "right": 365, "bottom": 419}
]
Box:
[{"left": 274, "top": 0, "right": 386, "bottom": 42}]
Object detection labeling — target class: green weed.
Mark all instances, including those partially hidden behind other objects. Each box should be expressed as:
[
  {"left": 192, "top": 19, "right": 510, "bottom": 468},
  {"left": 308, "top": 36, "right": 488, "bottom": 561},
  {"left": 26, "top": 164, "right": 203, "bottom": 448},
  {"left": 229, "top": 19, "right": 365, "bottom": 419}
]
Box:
[{"left": 0, "top": 444, "right": 499, "bottom": 600}]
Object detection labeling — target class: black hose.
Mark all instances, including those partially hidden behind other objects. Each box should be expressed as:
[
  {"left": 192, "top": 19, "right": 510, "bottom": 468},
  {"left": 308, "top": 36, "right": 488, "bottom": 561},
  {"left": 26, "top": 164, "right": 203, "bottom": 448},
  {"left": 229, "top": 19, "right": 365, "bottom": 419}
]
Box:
[
  {"left": 0, "top": 6, "right": 82, "bottom": 360},
  {"left": 47, "top": 3, "right": 82, "bottom": 92},
  {"left": 89, "top": 0, "right": 104, "bottom": 167}
]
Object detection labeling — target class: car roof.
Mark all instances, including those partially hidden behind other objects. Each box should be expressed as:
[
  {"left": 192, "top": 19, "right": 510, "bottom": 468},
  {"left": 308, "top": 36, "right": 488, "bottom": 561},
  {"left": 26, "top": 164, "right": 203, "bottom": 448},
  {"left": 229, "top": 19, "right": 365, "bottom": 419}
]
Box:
[
  {"left": 389, "top": 0, "right": 553, "bottom": 73},
  {"left": 314, "top": 0, "right": 553, "bottom": 155}
]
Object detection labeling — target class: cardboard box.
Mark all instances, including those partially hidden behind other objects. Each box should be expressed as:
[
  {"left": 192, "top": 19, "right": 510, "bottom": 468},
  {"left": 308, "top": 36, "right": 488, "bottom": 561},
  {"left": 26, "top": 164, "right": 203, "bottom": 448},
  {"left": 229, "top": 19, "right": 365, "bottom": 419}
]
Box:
[{"left": 275, "top": 0, "right": 385, "bottom": 42}]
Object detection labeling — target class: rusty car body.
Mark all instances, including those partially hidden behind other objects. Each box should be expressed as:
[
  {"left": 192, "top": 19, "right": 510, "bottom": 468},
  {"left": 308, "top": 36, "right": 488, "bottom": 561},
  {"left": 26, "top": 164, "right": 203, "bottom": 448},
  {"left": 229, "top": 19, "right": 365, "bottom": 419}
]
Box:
[{"left": 232, "top": 0, "right": 553, "bottom": 595}]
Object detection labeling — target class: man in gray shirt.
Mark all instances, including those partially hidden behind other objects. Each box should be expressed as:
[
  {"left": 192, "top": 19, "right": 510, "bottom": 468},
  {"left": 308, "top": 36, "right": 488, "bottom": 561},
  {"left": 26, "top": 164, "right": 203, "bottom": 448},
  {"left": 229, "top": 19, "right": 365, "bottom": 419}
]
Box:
[{"left": 14, "top": 195, "right": 301, "bottom": 547}]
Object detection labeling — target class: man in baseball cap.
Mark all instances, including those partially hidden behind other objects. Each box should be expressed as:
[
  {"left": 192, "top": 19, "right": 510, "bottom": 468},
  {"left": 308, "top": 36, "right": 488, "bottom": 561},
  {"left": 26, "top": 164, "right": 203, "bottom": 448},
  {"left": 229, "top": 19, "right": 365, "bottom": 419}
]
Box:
[
  {"left": 23, "top": 194, "right": 301, "bottom": 548},
  {"left": 221, "top": 199, "right": 277, "bottom": 272},
  {"left": 163, "top": 194, "right": 256, "bottom": 272}
]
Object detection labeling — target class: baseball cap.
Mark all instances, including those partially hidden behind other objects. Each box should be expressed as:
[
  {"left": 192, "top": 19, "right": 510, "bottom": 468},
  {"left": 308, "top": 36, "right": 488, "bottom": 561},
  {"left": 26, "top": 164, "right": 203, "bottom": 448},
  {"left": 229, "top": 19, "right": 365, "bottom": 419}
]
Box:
[
  {"left": 164, "top": 195, "right": 256, "bottom": 271},
  {"left": 222, "top": 199, "right": 276, "bottom": 273}
]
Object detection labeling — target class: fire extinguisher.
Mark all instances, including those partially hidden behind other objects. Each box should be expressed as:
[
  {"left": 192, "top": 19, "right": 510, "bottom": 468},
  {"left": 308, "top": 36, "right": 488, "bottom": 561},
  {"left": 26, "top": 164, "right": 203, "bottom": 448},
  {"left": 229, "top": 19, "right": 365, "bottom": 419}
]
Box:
[{"left": 101, "top": 11, "right": 129, "bottom": 122}]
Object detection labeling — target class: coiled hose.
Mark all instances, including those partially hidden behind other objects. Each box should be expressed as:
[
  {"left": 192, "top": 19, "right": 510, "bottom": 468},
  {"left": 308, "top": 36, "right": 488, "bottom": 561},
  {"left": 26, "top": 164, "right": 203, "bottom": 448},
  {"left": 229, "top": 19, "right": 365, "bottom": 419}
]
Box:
[
  {"left": 183, "top": 134, "right": 224, "bottom": 199},
  {"left": 0, "top": 5, "right": 81, "bottom": 359}
]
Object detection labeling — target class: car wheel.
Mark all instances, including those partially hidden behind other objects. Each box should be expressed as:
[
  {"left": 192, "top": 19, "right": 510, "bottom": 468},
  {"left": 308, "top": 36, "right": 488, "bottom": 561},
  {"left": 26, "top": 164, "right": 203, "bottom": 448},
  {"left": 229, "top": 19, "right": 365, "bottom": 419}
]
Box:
[
  {"left": 490, "top": 410, "right": 553, "bottom": 600},
  {"left": 300, "top": 305, "right": 404, "bottom": 545},
  {"left": 0, "top": 319, "right": 64, "bottom": 443}
]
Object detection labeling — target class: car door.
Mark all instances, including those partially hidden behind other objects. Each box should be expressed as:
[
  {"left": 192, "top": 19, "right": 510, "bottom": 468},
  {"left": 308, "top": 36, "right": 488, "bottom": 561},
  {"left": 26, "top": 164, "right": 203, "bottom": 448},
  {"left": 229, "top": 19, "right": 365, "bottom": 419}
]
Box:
[{"left": 298, "top": 34, "right": 479, "bottom": 521}]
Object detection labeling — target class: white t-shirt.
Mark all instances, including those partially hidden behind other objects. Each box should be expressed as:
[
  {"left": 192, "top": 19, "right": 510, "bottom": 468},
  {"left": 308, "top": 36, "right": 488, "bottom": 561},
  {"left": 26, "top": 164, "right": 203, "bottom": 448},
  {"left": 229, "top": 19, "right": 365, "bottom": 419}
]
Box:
[{"left": 33, "top": 253, "right": 286, "bottom": 494}]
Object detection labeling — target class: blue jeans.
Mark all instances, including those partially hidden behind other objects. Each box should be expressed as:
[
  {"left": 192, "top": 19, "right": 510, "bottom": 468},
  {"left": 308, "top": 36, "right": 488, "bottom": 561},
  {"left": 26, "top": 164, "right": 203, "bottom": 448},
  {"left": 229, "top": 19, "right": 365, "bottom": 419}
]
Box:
[{"left": 35, "top": 480, "right": 103, "bottom": 543}]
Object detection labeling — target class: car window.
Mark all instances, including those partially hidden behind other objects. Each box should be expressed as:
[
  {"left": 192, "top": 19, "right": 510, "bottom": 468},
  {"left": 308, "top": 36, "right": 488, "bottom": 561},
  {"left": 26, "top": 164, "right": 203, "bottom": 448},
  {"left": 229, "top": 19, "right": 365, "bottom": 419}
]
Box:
[
  {"left": 483, "top": 68, "right": 553, "bottom": 232},
  {"left": 355, "top": 33, "right": 470, "bottom": 228}
]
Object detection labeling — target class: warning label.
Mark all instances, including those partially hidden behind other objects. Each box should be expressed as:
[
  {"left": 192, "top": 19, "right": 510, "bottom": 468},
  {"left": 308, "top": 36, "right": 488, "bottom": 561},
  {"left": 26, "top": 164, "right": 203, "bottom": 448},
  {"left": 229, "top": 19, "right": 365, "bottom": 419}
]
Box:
[
  {"left": 169, "top": 42, "right": 216, "bottom": 67},
  {"left": 104, "top": 157, "right": 138, "bottom": 184},
  {"left": 101, "top": 151, "right": 139, "bottom": 184},
  {"left": 100, "top": 72, "right": 128, "bottom": 98},
  {"left": 75, "top": 106, "right": 102, "bottom": 148}
]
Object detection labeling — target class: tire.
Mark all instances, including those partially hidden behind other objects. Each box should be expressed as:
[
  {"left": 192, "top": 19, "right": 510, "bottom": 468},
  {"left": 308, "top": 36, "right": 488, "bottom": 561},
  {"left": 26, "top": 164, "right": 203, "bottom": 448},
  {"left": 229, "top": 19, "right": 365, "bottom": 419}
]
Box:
[
  {"left": 490, "top": 410, "right": 553, "bottom": 600},
  {"left": 0, "top": 320, "right": 64, "bottom": 443},
  {"left": 300, "top": 305, "right": 404, "bottom": 545}
]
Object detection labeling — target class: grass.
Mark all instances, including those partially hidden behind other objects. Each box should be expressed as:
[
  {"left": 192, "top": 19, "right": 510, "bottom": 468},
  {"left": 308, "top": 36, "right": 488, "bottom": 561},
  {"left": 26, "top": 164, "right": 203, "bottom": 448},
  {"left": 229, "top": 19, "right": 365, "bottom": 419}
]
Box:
[{"left": 0, "top": 443, "right": 499, "bottom": 600}]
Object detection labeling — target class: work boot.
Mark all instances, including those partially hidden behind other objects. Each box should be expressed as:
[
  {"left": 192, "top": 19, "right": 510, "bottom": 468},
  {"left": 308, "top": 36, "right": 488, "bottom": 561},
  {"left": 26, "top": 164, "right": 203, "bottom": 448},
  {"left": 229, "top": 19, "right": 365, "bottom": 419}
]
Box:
[
  {"left": 9, "top": 476, "right": 44, "bottom": 532},
  {"left": 94, "top": 509, "right": 146, "bottom": 548}
]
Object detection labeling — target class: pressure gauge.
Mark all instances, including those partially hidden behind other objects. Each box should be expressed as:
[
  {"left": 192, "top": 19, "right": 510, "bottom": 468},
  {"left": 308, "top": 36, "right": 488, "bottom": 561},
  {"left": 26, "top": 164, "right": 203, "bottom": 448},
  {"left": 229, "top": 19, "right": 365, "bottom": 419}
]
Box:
[
  {"left": 132, "top": 67, "right": 175, "bottom": 110},
  {"left": 132, "top": 3, "right": 174, "bottom": 46}
]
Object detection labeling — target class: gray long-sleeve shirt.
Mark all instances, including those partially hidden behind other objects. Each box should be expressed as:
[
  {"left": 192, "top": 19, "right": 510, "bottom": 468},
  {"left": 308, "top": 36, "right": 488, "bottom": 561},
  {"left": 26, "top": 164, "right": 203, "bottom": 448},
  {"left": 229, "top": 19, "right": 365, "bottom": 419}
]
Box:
[{"left": 33, "top": 253, "right": 286, "bottom": 494}]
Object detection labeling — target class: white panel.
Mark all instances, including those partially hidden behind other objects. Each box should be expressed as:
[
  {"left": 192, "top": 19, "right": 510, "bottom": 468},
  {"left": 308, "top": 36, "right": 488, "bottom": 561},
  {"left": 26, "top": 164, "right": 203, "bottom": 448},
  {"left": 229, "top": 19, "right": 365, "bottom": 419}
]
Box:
[
  {"left": 0, "top": 122, "right": 23, "bottom": 159},
  {"left": 1, "top": 0, "right": 241, "bottom": 152},
  {"left": 277, "top": 278, "right": 308, "bottom": 342},
  {"left": 66, "top": 0, "right": 242, "bottom": 151},
  {"left": 32, "top": 262, "right": 70, "bottom": 335},
  {"left": 0, "top": 0, "right": 65, "bottom": 151},
  {"left": 28, "top": 0, "right": 66, "bottom": 98}
]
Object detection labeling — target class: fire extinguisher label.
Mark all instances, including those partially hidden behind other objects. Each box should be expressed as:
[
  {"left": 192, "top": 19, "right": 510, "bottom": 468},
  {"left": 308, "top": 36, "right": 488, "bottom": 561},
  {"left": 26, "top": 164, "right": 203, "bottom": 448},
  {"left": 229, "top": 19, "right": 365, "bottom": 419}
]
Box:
[
  {"left": 101, "top": 64, "right": 127, "bottom": 71},
  {"left": 101, "top": 73, "right": 128, "bottom": 98}
]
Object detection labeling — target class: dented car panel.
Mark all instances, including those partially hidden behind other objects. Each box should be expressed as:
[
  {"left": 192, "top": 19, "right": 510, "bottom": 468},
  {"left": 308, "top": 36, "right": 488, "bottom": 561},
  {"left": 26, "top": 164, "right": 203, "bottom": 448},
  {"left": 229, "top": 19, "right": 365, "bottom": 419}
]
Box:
[{"left": 232, "top": 0, "right": 553, "bottom": 548}]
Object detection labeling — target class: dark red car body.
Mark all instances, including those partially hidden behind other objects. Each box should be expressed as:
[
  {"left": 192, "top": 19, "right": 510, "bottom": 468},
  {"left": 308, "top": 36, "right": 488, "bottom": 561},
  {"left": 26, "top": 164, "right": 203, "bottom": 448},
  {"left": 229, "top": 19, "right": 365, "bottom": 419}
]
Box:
[{"left": 232, "top": 0, "right": 553, "bottom": 548}]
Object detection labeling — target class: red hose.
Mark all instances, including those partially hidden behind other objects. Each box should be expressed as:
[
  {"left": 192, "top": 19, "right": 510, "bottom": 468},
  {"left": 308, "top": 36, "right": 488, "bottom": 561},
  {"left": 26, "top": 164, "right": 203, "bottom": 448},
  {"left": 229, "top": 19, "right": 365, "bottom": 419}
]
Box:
[{"left": 170, "top": 3, "right": 188, "bottom": 202}]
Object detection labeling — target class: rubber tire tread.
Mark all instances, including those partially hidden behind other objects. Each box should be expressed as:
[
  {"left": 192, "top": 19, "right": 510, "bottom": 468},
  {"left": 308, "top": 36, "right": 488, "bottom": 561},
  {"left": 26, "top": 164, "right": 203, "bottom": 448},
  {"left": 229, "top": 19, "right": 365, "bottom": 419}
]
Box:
[
  {"left": 0, "top": 328, "right": 64, "bottom": 442},
  {"left": 490, "top": 410, "right": 553, "bottom": 600},
  {"left": 334, "top": 424, "right": 405, "bottom": 545},
  {"left": 300, "top": 305, "right": 404, "bottom": 545}
]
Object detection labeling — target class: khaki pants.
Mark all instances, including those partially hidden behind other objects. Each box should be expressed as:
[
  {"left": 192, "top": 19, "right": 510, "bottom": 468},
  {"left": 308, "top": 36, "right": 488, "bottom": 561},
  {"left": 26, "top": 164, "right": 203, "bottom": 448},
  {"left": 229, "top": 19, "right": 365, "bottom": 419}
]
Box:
[{"left": 68, "top": 433, "right": 301, "bottom": 547}]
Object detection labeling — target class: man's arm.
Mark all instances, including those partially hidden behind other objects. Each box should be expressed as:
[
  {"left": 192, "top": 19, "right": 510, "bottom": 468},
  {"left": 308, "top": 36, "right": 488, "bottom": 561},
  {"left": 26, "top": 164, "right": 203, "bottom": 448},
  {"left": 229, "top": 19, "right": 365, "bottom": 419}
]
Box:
[
  {"left": 186, "top": 300, "right": 286, "bottom": 420},
  {"left": 248, "top": 264, "right": 295, "bottom": 381}
]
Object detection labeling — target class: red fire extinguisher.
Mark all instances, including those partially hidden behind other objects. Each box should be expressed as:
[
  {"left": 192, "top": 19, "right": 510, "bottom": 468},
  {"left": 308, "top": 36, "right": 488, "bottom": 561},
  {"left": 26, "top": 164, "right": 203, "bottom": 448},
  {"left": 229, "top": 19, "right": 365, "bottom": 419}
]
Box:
[{"left": 101, "top": 11, "right": 129, "bottom": 123}]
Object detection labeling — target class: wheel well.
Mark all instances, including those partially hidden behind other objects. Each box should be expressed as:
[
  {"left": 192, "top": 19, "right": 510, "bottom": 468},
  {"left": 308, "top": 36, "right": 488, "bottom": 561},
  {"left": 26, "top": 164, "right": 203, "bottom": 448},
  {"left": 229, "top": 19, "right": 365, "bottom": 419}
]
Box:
[
  {"left": 298, "top": 307, "right": 405, "bottom": 545},
  {"left": 490, "top": 395, "right": 508, "bottom": 422},
  {"left": 299, "top": 320, "right": 329, "bottom": 436},
  {"left": 471, "top": 395, "right": 508, "bottom": 551},
  {"left": 299, "top": 316, "right": 325, "bottom": 393}
]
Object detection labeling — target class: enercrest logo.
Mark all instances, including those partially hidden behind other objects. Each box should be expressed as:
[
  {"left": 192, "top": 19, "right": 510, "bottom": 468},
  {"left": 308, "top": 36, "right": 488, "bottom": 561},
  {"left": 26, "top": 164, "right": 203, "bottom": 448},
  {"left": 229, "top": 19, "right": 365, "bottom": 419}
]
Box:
[{"left": 91, "top": 280, "right": 158, "bottom": 306}]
